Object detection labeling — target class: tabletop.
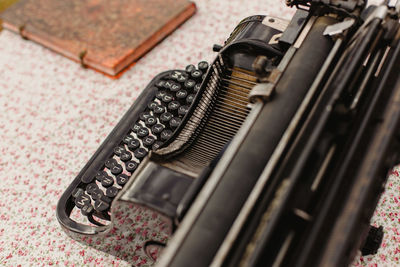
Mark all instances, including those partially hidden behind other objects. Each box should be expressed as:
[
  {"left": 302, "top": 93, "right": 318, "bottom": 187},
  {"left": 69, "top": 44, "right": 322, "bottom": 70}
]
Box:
[{"left": 0, "top": 0, "right": 398, "bottom": 266}]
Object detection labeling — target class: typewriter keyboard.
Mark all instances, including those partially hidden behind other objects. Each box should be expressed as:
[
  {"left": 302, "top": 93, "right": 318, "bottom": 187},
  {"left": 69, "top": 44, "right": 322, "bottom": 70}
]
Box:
[{"left": 71, "top": 61, "right": 209, "bottom": 224}]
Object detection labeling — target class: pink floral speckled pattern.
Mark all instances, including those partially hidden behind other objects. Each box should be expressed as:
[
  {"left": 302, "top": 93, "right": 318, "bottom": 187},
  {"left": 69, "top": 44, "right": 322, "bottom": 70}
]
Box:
[{"left": 0, "top": 0, "right": 396, "bottom": 266}]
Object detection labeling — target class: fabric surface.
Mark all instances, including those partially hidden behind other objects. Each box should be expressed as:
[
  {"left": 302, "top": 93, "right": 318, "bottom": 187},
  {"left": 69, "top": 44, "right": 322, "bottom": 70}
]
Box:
[{"left": 0, "top": 0, "right": 397, "bottom": 266}]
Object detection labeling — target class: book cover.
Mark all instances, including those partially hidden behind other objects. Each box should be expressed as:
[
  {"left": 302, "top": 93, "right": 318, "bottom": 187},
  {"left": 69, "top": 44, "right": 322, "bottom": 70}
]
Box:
[{"left": 0, "top": 0, "right": 196, "bottom": 76}]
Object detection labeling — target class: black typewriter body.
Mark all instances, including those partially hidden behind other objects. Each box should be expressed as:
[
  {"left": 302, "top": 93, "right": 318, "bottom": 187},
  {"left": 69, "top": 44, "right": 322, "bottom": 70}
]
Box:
[{"left": 57, "top": 1, "right": 400, "bottom": 266}]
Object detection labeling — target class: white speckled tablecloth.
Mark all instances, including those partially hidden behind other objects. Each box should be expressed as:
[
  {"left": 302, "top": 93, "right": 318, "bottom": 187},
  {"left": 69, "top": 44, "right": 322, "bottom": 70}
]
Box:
[{"left": 0, "top": 0, "right": 398, "bottom": 266}]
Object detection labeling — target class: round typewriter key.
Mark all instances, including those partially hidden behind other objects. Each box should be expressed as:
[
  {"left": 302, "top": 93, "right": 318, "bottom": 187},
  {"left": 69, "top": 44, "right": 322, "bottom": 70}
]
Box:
[
  {"left": 111, "top": 164, "right": 123, "bottom": 175},
  {"left": 81, "top": 204, "right": 94, "bottom": 216},
  {"left": 81, "top": 174, "right": 95, "bottom": 184},
  {"left": 131, "top": 123, "right": 142, "bottom": 133},
  {"left": 178, "top": 105, "right": 190, "bottom": 116},
  {"left": 194, "top": 83, "right": 201, "bottom": 93},
  {"left": 151, "top": 124, "right": 164, "bottom": 135},
  {"left": 137, "top": 127, "right": 149, "bottom": 138},
  {"left": 171, "top": 70, "right": 183, "bottom": 80},
  {"left": 105, "top": 158, "right": 117, "bottom": 169},
  {"left": 116, "top": 174, "right": 130, "bottom": 186},
  {"left": 170, "top": 82, "right": 181, "bottom": 92},
  {"left": 162, "top": 93, "right": 173, "bottom": 103},
  {"left": 139, "top": 111, "right": 152, "bottom": 121},
  {"left": 145, "top": 116, "right": 157, "bottom": 127},
  {"left": 155, "top": 80, "right": 166, "bottom": 88},
  {"left": 143, "top": 135, "right": 156, "bottom": 147},
  {"left": 152, "top": 141, "right": 163, "bottom": 150},
  {"left": 95, "top": 170, "right": 107, "bottom": 181},
  {"left": 72, "top": 188, "right": 84, "bottom": 198},
  {"left": 86, "top": 183, "right": 99, "bottom": 195},
  {"left": 106, "top": 186, "right": 119, "bottom": 198},
  {"left": 75, "top": 193, "right": 91, "bottom": 208},
  {"left": 122, "top": 135, "right": 135, "bottom": 144},
  {"left": 134, "top": 147, "right": 148, "bottom": 159},
  {"left": 185, "top": 79, "right": 196, "bottom": 90},
  {"left": 164, "top": 80, "right": 174, "bottom": 90},
  {"left": 198, "top": 61, "right": 209, "bottom": 72},
  {"left": 160, "top": 112, "right": 173, "bottom": 123},
  {"left": 191, "top": 69, "right": 203, "bottom": 80},
  {"left": 91, "top": 188, "right": 104, "bottom": 200},
  {"left": 101, "top": 175, "right": 114, "bottom": 188},
  {"left": 113, "top": 146, "right": 126, "bottom": 156},
  {"left": 186, "top": 94, "right": 195, "bottom": 104},
  {"left": 185, "top": 64, "right": 196, "bottom": 73},
  {"left": 176, "top": 90, "right": 188, "bottom": 99},
  {"left": 153, "top": 104, "right": 166, "bottom": 115},
  {"left": 120, "top": 151, "right": 132, "bottom": 162},
  {"left": 147, "top": 101, "right": 158, "bottom": 110},
  {"left": 170, "top": 117, "right": 182, "bottom": 129},
  {"left": 161, "top": 129, "right": 173, "bottom": 141},
  {"left": 125, "top": 161, "right": 138, "bottom": 172},
  {"left": 94, "top": 200, "right": 109, "bottom": 212},
  {"left": 127, "top": 139, "right": 140, "bottom": 150},
  {"left": 177, "top": 74, "right": 188, "bottom": 83},
  {"left": 156, "top": 90, "right": 167, "bottom": 100},
  {"left": 168, "top": 101, "right": 180, "bottom": 111}
]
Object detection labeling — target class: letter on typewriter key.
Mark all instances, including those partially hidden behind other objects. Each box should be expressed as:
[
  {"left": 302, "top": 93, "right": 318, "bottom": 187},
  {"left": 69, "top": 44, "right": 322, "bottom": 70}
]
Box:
[
  {"left": 184, "top": 79, "right": 196, "bottom": 90},
  {"left": 131, "top": 123, "right": 141, "bottom": 133},
  {"left": 178, "top": 105, "right": 190, "bottom": 116},
  {"left": 81, "top": 204, "right": 94, "bottom": 216},
  {"left": 147, "top": 101, "right": 158, "bottom": 110},
  {"left": 171, "top": 70, "right": 183, "bottom": 81},
  {"left": 176, "top": 90, "right": 188, "bottom": 99},
  {"left": 105, "top": 158, "right": 117, "bottom": 169},
  {"left": 72, "top": 188, "right": 84, "bottom": 198},
  {"left": 168, "top": 101, "right": 180, "bottom": 111},
  {"left": 75, "top": 193, "right": 91, "bottom": 208},
  {"left": 151, "top": 124, "right": 164, "bottom": 134},
  {"left": 101, "top": 175, "right": 114, "bottom": 187},
  {"left": 170, "top": 117, "right": 182, "bottom": 129},
  {"left": 110, "top": 164, "right": 123, "bottom": 175},
  {"left": 186, "top": 94, "right": 195, "bottom": 104},
  {"left": 170, "top": 82, "right": 181, "bottom": 92},
  {"left": 119, "top": 151, "right": 132, "bottom": 162},
  {"left": 86, "top": 183, "right": 99, "bottom": 195},
  {"left": 139, "top": 111, "right": 152, "bottom": 121},
  {"left": 160, "top": 112, "right": 173, "bottom": 124},
  {"left": 194, "top": 83, "right": 201, "bottom": 93},
  {"left": 127, "top": 139, "right": 140, "bottom": 151},
  {"left": 198, "top": 61, "right": 209, "bottom": 72},
  {"left": 155, "top": 80, "right": 166, "bottom": 88},
  {"left": 185, "top": 64, "right": 196, "bottom": 73},
  {"left": 145, "top": 116, "right": 157, "bottom": 127},
  {"left": 91, "top": 188, "right": 104, "bottom": 200},
  {"left": 106, "top": 186, "right": 119, "bottom": 198},
  {"left": 156, "top": 90, "right": 167, "bottom": 100},
  {"left": 122, "top": 135, "right": 135, "bottom": 144},
  {"left": 152, "top": 141, "right": 163, "bottom": 150},
  {"left": 161, "top": 129, "right": 173, "bottom": 141},
  {"left": 137, "top": 127, "right": 149, "bottom": 138},
  {"left": 191, "top": 69, "right": 203, "bottom": 80},
  {"left": 162, "top": 93, "right": 173, "bottom": 104},
  {"left": 113, "top": 146, "right": 126, "bottom": 156},
  {"left": 143, "top": 136, "right": 156, "bottom": 147},
  {"left": 116, "top": 174, "right": 130, "bottom": 186},
  {"left": 153, "top": 104, "right": 166, "bottom": 115},
  {"left": 134, "top": 147, "right": 148, "bottom": 159},
  {"left": 125, "top": 161, "right": 137, "bottom": 172}
]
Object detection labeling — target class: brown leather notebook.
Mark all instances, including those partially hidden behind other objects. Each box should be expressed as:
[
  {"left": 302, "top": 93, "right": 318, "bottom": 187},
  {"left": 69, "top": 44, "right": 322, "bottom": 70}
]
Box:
[{"left": 0, "top": 0, "right": 196, "bottom": 76}]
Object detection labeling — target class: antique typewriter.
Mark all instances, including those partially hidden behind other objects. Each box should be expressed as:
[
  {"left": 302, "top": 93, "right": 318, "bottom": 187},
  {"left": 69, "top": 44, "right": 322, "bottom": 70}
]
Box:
[{"left": 57, "top": 0, "right": 400, "bottom": 266}]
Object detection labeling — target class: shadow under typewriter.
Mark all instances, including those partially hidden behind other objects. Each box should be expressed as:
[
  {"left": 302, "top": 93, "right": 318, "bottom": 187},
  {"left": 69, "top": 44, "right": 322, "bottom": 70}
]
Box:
[{"left": 57, "top": 15, "right": 284, "bottom": 265}]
